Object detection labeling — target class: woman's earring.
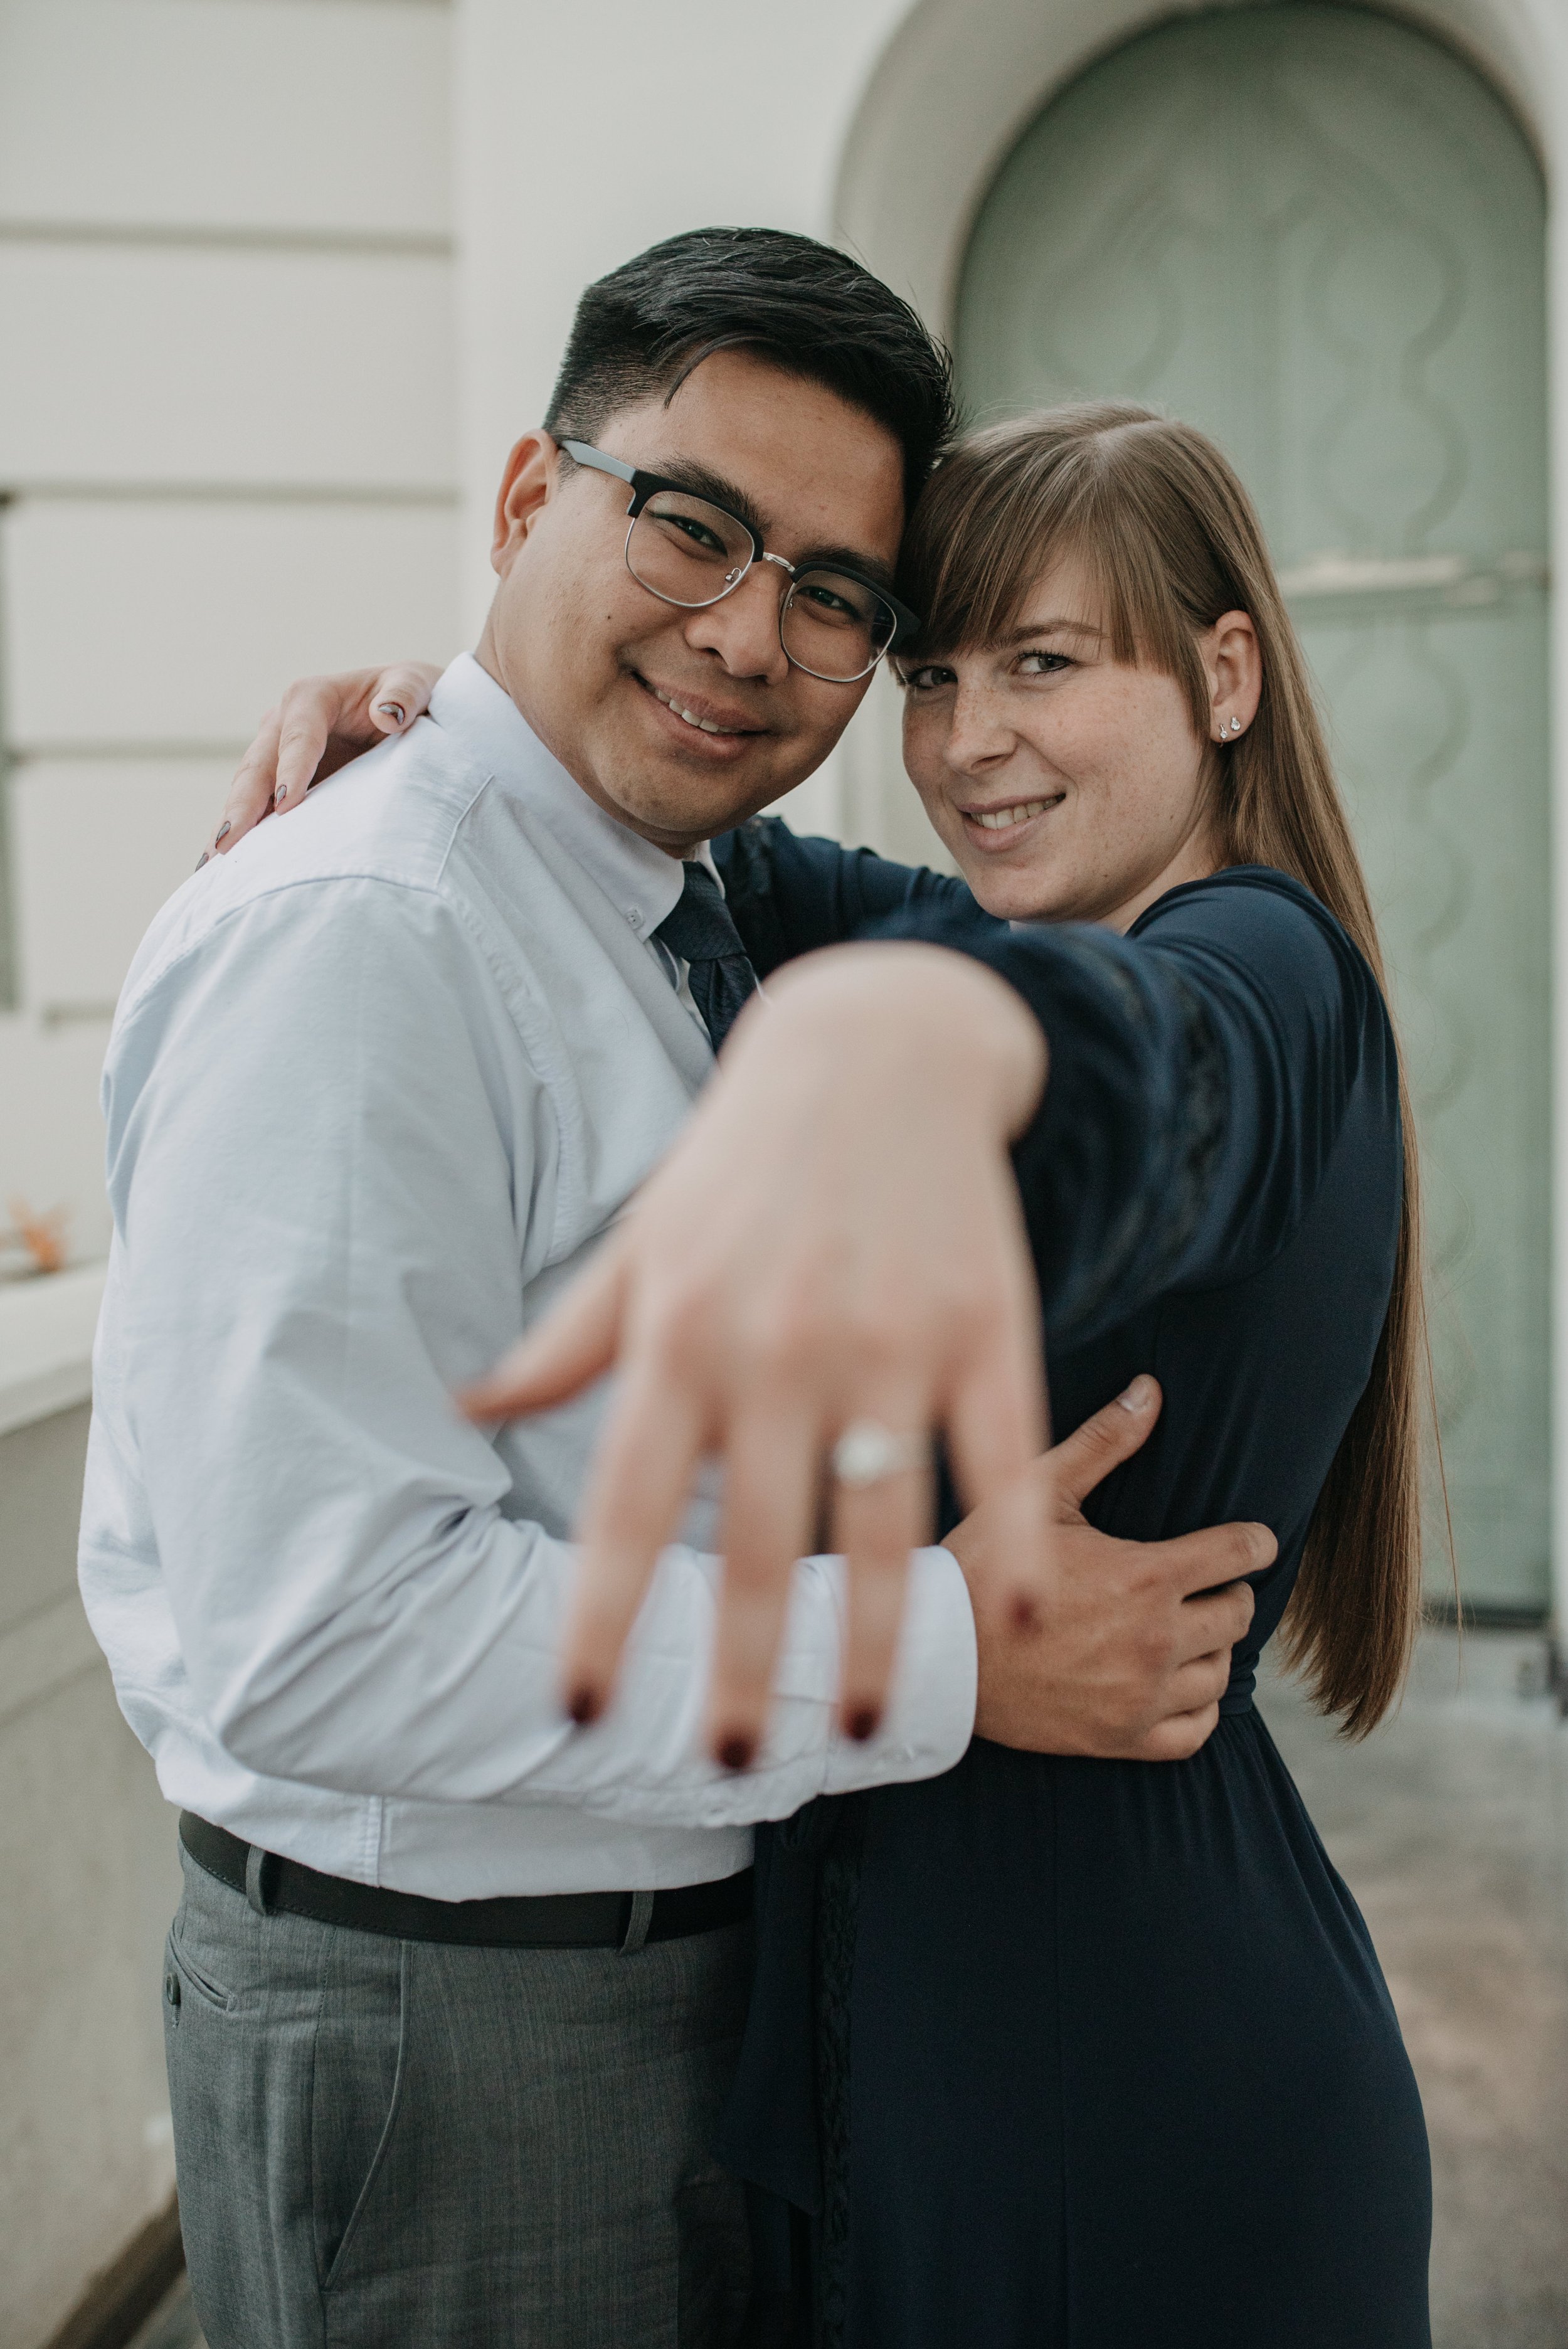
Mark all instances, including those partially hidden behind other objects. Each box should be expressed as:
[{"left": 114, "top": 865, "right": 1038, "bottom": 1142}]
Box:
[{"left": 1219, "top": 716, "right": 1243, "bottom": 739}]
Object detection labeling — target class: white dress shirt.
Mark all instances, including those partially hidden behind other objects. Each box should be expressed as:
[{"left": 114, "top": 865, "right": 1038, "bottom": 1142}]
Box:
[{"left": 79, "top": 654, "right": 977, "bottom": 1898}]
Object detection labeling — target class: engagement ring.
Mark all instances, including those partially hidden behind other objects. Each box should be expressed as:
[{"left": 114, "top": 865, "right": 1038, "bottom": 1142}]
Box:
[{"left": 830, "top": 1421, "right": 929, "bottom": 1488}]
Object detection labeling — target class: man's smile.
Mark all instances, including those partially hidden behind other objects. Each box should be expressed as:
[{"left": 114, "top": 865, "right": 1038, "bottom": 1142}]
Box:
[{"left": 630, "top": 667, "right": 769, "bottom": 748}]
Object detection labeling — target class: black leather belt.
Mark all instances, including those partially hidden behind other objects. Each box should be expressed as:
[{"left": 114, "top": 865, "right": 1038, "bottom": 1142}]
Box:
[{"left": 179, "top": 1812, "right": 753, "bottom": 1951}]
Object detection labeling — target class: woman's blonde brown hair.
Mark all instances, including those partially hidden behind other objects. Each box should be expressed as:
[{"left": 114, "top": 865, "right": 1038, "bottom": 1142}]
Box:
[{"left": 901, "top": 403, "right": 1425, "bottom": 1736}]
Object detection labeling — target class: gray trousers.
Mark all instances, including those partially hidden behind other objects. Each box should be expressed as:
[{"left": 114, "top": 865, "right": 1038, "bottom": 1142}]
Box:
[{"left": 164, "top": 1847, "right": 755, "bottom": 2348}]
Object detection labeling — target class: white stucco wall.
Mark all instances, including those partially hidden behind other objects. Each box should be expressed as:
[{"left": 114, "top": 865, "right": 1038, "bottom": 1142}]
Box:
[{"left": 0, "top": 0, "right": 461, "bottom": 1282}]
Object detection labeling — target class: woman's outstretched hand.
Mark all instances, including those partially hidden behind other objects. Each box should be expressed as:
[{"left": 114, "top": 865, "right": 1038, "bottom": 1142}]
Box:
[
  {"left": 460, "top": 942, "right": 1052, "bottom": 1771},
  {"left": 201, "top": 661, "right": 442, "bottom": 861}
]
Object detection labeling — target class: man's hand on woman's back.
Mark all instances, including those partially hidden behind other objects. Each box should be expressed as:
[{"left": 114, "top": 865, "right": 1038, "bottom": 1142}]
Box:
[{"left": 948, "top": 1376, "right": 1270, "bottom": 1762}]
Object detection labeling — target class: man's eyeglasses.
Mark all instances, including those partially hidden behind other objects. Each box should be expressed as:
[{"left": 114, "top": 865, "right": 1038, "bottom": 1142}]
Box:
[{"left": 561, "top": 440, "right": 919, "bottom": 685}]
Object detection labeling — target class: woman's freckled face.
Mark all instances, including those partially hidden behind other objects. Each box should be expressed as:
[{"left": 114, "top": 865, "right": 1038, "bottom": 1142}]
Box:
[{"left": 899, "top": 553, "right": 1224, "bottom": 932}]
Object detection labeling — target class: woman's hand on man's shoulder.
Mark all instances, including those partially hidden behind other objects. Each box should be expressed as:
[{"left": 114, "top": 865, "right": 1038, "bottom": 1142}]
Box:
[{"left": 198, "top": 661, "right": 442, "bottom": 867}]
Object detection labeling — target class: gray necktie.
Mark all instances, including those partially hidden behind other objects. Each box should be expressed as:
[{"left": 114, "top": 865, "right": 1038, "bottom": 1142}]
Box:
[{"left": 654, "top": 862, "right": 759, "bottom": 1054}]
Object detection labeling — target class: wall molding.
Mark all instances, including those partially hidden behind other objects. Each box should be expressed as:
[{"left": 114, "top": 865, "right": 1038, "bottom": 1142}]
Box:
[
  {"left": 0, "top": 218, "right": 452, "bottom": 260},
  {"left": 6, "top": 482, "right": 459, "bottom": 509}
]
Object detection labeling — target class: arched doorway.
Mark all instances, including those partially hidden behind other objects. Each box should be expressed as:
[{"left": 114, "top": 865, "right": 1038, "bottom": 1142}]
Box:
[{"left": 958, "top": 3, "right": 1550, "bottom": 1611}]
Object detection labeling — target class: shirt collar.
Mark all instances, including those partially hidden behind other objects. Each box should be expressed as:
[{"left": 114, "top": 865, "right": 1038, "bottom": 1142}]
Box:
[{"left": 428, "top": 652, "right": 717, "bottom": 936}]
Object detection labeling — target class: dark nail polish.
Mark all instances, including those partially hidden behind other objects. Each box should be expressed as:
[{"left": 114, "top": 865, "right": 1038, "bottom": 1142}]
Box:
[
  {"left": 847, "top": 1705, "right": 881, "bottom": 1743},
  {"left": 194, "top": 852, "right": 208, "bottom": 871},
  {"left": 566, "top": 1686, "right": 601, "bottom": 1727},
  {"left": 718, "top": 1733, "right": 756, "bottom": 1773},
  {"left": 215, "top": 822, "right": 231, "bottom": 844}
]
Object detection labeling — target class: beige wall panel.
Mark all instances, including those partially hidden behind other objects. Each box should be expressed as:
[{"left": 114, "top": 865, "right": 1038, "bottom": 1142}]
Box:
[
  {"left": 0, "top": 0, "right": 451, "bottom": 238},
  {"left": 4, "top": 499, "right": 461, "bottom": 746},
  {"left": 0, "top": 245, "right": 455, "bottom": 490},
  {"left": 11, "top": 761, "right": 229, "bottom": 1013}
]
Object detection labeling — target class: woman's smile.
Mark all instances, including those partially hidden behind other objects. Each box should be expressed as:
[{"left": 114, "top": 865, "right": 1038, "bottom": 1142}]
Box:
[{"left": 957, "top": 792, "right": 1066, "bottom": 849}]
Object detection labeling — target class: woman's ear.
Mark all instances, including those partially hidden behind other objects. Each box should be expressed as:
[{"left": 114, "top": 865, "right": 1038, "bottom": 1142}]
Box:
[
  {"left": 1204, "top": 609, "right": 1263, "bottom": 743},
  {"left": 490, "top": 431, "right": 558, "bottom": 575}
]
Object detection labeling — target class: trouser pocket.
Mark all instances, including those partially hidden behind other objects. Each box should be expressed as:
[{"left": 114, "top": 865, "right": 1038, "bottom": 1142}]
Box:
[
  {"left": 313, "top": 1938, "right": 410, "bottom": 2290},
  {"left": 164, "top": 1927, "right": 236, "bottom": 2020}
]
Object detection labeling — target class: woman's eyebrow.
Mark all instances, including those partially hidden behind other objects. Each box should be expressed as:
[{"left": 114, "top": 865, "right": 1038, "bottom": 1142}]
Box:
[{"left": 1002, "top": 615, "right": 1106, "bottom": 645}]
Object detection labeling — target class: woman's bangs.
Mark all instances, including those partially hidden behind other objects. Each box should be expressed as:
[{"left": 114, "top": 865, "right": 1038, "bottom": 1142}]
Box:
[{"left": 906, "top": 457, "right": 1189, "bottom": 689}]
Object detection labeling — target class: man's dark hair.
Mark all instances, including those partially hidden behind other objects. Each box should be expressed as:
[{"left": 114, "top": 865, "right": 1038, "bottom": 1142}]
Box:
[{"left": 543, "top": 227, "right": 956, "bottom": 509}]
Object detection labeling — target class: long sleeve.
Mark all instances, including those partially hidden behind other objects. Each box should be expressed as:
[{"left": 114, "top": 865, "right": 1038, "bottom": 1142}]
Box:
[
  {"left": 90, "top": 872, "right": 975, "bottom": 1837},
  {"left": 879, "top": 867, "right": 1396, "bottom": 1344},
  {"left": 714, "top": 817, "right": 984, "bottom": 976}
]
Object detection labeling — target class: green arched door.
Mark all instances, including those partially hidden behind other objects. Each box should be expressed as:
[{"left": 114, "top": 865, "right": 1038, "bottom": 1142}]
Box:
[{"left": 959, "top": 3, "right": 1550, "bottom": 1611}]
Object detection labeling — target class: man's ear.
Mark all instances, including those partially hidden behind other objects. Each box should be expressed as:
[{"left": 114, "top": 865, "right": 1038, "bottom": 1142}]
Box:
[{"left": 491, "top": 430, "right": 559, "bottom": 576}]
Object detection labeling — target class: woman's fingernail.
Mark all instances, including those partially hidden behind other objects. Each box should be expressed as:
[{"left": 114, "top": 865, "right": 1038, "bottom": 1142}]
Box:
[
  {"left": 215, "top": 822, "right": 231, "bottom": 845},
  {"left": 846, "top": 1705, "right": 881, "bottom": 1743},
  {"left": 376, "top": 702, "right": 406, "bottom": 726},
  {"left": 194, "top": 852, "right": 208, "bottom": 871},
  {"left": 275, "top": 783, "right": 287, "bottom": 804},
  {"left": 1118, "top": 1374, "right": 1155, "bottom": 1411},
  {"left": 718, "top": 1733, "right": 756, "bottom": 1773}
]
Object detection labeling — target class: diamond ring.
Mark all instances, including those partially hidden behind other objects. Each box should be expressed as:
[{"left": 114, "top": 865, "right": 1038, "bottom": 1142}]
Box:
[{"left": 830, "top": 1420, "right": 929, "bottom": 1488}]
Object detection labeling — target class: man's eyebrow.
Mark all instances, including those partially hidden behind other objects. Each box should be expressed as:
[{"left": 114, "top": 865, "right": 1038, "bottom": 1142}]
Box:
[
  {"left": 642, "top": 460, "right": 896, "bottom": 590},
  {"left": 800, "top": 544, "right": 899, "bottom": 594},
  {"left": 643, "top": 458, "right": 769, "bottom": 544}
]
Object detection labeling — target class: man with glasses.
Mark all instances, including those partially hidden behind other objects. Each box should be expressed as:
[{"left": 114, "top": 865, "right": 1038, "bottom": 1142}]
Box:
[{"left": 83, "top": 229, "right": 1259, "bottom": 2347}]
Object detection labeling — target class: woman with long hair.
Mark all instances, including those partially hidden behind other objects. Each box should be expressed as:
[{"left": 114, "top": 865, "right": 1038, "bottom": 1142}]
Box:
[
  {"left": 701, "top": 402, "right": 1432, "bottom": 2349},
  {"left": 218, "top": 401, "right": 1433, "bottom": 2346}
]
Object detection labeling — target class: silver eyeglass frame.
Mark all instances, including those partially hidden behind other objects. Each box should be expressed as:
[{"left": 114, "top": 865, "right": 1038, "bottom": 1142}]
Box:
[{"left": 559, "top": 438, "right": 919, "bottom": 684}]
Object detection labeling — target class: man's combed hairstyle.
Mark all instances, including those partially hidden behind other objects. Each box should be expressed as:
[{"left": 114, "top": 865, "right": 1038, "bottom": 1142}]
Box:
[{"left": 543, "top": 228, "right": 956, "bottom": 509}]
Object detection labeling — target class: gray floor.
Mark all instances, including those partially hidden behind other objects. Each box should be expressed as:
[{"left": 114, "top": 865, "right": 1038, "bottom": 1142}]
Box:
[
  {"left": 137, "top": 1628, "right": 1568, "bottom": 2348},
  {"left": 1259, "top": 1627, "right": 1568, "bottom": 2348},
  {"left": 127, "top": 2273, "right": 204, "bottom": 2349}
]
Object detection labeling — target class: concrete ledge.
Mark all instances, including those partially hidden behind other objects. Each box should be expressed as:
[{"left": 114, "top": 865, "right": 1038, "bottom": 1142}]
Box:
[
  {"left": 0, "top": 1263, "right": 105, "bottom": 1436},
  {"left": 0, "top": 1589, "right": 105, "bottom": 1730}
]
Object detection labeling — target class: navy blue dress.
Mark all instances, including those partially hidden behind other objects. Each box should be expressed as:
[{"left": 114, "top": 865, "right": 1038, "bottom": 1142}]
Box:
[{"left": 711, "top": 823, "right": 1433, "bottom": 2349}]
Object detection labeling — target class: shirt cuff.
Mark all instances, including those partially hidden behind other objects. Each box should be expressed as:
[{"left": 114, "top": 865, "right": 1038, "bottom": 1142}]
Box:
[{"left": 817, "top": 1543, "right": 977, "bottom": 1796}]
